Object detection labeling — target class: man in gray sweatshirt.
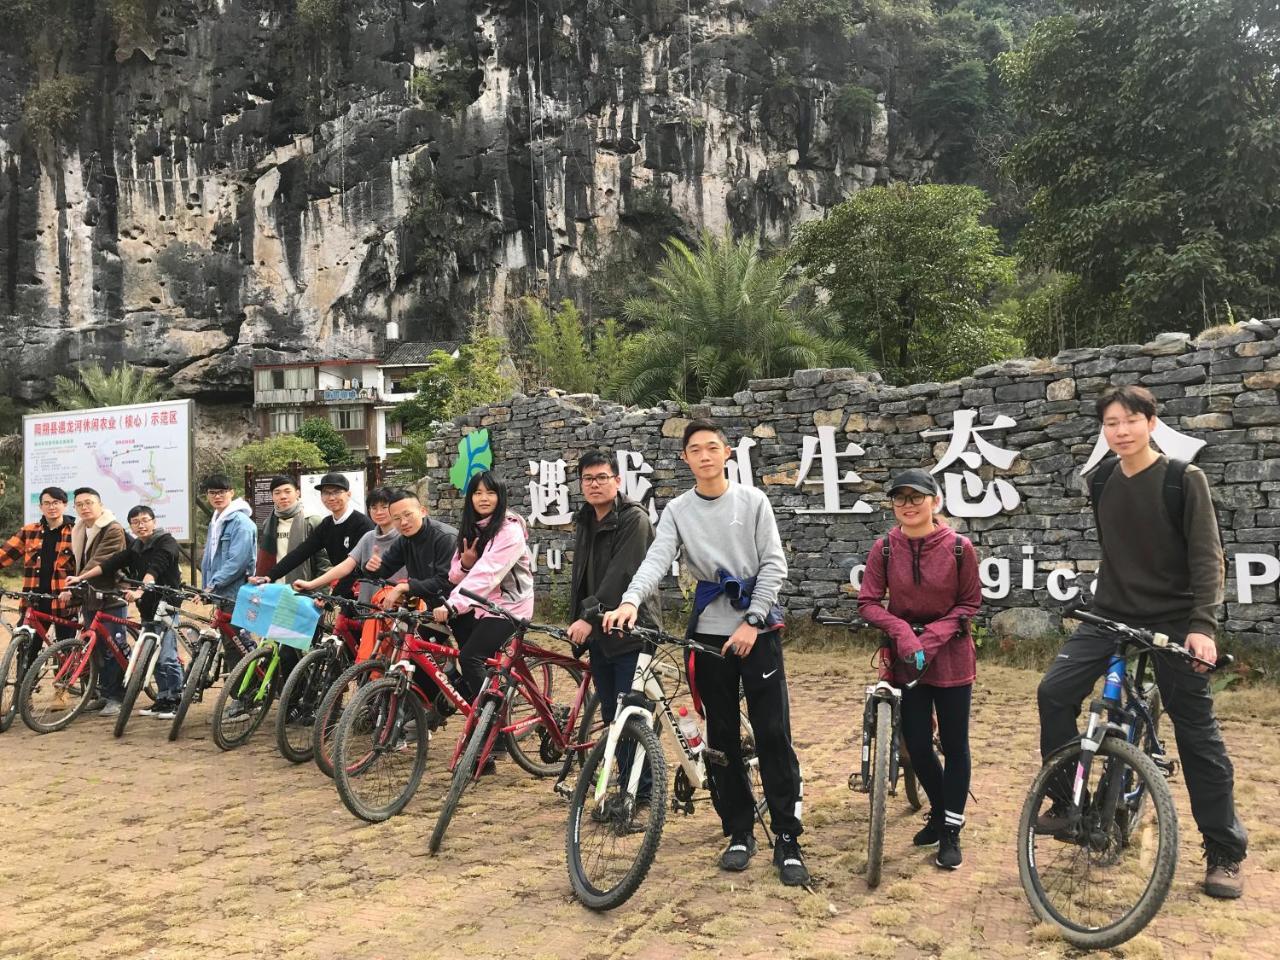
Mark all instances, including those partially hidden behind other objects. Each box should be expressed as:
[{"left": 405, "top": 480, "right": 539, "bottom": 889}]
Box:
[{"left": 604, "top": 419, "right": 807, "bottom": 886}]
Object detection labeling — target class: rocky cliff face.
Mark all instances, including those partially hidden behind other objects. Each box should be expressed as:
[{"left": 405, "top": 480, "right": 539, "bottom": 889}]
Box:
[{"left": 0, "top": 0, "right": 932, "bottom": 404}]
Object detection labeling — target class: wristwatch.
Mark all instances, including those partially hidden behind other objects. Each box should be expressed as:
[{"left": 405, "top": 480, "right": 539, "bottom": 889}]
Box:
[{"left": 744, "top": 612, "right": 766, "bottom": 629}]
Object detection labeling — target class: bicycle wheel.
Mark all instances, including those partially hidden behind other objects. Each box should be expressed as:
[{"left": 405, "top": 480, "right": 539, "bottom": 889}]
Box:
[
  {"left": 1017, "top": 736, "right": 1179, "bottom": 950},
  {"left": 865, "top": 699, "right": 892, "bottom": 888},
  {"left": 169, "top": 640, "right": 216, "bottom": 742},
  {"left": 275, "top": 644, "right": 350, "bottom": 763},
  {"left": 900, "top": 734, "right": 922, "bottom": 812},
  {"left": 332, "top": 676, "right": 429, "bottom": 822},
  {"left": 19, "top": 637, "right": 97, "bottom": 734},
  {"left": 114, "top": 634, "right": 158, "bottom": 738},
  {"left": 504, "top": 661, "right": 596, "bottom": 777},
  {"left": 313, "top": 658, "right": 387, "bottom": 779},
  {"left": 1124, "top": 686, "right": 1165, "bottom": 838},
  {"left": 429, "top": 698, "right": 498, "bottom": 854},
  {"left": 211, "top": 644, "right": 277, "bottom": 751},
  {"left": 566, "top": 715, "right": 668, "bottom": 910},
  {"left": 0, "top": 627, "right": 38, "bottom": 733}
]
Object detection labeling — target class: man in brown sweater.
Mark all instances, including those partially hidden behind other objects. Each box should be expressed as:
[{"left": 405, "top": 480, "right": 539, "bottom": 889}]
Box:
[
  {"left": 63, "top": 487, "right": 129, "bottom": 715},
  {"left": 1036, "top": 385, "right": 1247, "bottom": 899}
]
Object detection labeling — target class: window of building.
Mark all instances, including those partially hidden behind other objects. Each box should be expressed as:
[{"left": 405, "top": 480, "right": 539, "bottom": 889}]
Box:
[
  {"left": 330, "top": 407, "right": 365, "bottom": 431},
  {"left": 270, "top": 410, "right": 301, "bottom": 434},
  {"left": 257, "top": 367, "right": 316, "bottom": 391}
]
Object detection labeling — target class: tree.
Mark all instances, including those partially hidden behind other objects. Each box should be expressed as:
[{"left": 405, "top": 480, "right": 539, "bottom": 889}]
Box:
[
  {"left": 42, "top": 362, "right": 172, "bottom": 411},
  {"left": 1000, "top": 1, "right": 1280, "bottom": 344},
  {"left": 226, "top": 436, "right": 327, "bottom": 476},
  {"left": 791, "top": 183, "right": 1018, "bottom": 383},
  {"left": 390, "top": 337, "right": 516, "bottom": 435},
  {"left": 615, "top": 231, "right": 872, "bottom": 405},
  {"left": 521, "top": 297, "right": 626, "bottom": 397},
  {"left": 297, "top": 417, "right": 352, "bottom": 466}
]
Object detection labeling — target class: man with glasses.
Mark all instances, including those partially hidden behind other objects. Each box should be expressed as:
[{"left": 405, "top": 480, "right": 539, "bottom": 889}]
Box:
[
  {"left": 566, "top": 451, "right": 659, "bottom": 810},
  {"left": 200, "top": 475, "right": 257, "bottom": 603},
  {"left": 69, "top": 506, "right": 183, "bottom": 719},
  {"left": 62, "top": 487, "right": 128, "bottom": 715},
  {"left": 0, "top": 489, "right": 78, "bottom": 682},
  {"left": 370, "top": 489, "right": 456, "bottom": 609}
]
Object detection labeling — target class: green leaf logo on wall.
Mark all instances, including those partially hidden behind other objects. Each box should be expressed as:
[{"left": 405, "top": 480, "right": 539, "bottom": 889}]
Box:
[{"left": 449, "top": 429, "right": 493, "bottom": 491}]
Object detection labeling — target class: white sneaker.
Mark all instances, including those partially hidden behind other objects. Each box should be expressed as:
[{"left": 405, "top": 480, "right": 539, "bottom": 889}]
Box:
[{"left": 98, "top": 701, "right": 122, "bottom": 718}]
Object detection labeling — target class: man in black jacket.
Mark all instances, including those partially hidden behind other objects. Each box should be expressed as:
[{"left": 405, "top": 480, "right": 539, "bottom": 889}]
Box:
[
  {"left": 566, "top": 451, "right": 660, "bottom": 802},
  {"left": 68, "top": 505, "right": 184, "bottom": 718},
  {"left": 371, "top": 489, "right": 457, "bottom": 607}
]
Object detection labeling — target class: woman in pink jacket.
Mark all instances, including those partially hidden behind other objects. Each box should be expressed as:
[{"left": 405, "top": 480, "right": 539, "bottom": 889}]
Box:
[
  {"left": 432, "top": 471, "right": 535, "bottom": 704},
  {"left": 857, "top": 468, "right": 982, "bottom": 872}
]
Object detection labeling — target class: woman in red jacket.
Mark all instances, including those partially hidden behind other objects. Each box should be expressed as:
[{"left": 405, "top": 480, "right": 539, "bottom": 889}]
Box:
[{"left": 857, "top": 468, "right": 982, "bottom": 870}]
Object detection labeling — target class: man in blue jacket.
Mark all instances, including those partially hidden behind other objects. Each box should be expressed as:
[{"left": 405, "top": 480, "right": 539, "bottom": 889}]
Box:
[{"left": 199, "top": 474, "right": 257, "bottom": 603}]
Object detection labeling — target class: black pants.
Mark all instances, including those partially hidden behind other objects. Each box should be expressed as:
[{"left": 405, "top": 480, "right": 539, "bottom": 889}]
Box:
[
  {"left": 90, "top": 605, "right": 131, "bottom": 701},
  {"left": 900, "top": 683, "right": 972, "bottom": 822},
  {"left": 1038, "top": 621, "right": 1248, "bottom": 860},
  {"left": 692, "top": 630, "right": 803, "bottom": 838},
  {"left": 450, "top": 612, "right": 517, "bottom": 704}
]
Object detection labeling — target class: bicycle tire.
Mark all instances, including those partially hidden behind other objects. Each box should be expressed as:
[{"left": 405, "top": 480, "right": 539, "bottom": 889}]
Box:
[
  {"left": 1126, "top": 685, "right": 1164, "bottom": 836},
  {"left": 866, "top": 699, "right": 892, "bottom": 888},
  {"left": 0, "top": 627, "right": 37, "bottom": 733},
  {"left": 429, "top": 698, "right": 498, "bottom": 854},
  {"left": 19, "top": 637, "right": 97, "bottom": 734},
  {"left": 169, "top": 640, "right": 216, "bottom": 742},
  {"left": 1017, "top": 736, "right": 1179, "bottom": 950},
  {"left": 114, "top": 634, "right": 158, "bottom": 738},
  {"left": 566, "top": 715, "right": 668, "bottom": 910},
  {"left": 312, "top": 657, "right": 387, "bottom": 779},
  {"left": 275, "top": 644, "right": 349, "bottom": 763},
  {"left": 900, "top": 732, "right": 922, "bottom": 812},
  {"left": 503, "top": 662, "right": 597, "bottom": 777},
  {"left": 332, "top": 676, "right": 429, "bottom": 822},
  {"left": 211, "top": 644, "right": 277, "bottom": 751}
]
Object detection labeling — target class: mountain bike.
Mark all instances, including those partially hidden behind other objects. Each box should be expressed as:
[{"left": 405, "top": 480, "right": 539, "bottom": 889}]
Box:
[
  {"left": 427, "top": 588, "right": 600, "bottom": 854},
  {"left": 0, "top": 590, "right": 80, "bottom": 733},
  {"left": 168, "top": 593, "right": 256, "bottom": 742},
  {"left": 18, "top": 588, "right": 141, "bottom": 733},
  {"left": 1017, "top": 606, "right": 1233, "bottom": 949},
  {"left": 210, "top": 633, "right": 288, "bottom": 751},
  {"left": 813, "top": 610, "right": 927, "bottom": 888},
  {"left": 112, "top": 581, "right": 201, "bottom": 738},
  {"left": 565, "top": 619, "right": 769, "bottom": 911}
]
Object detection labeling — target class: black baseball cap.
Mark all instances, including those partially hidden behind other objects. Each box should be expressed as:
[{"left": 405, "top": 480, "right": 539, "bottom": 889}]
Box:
[
  {"left": 317, "top": 472, "right": 350, "bottom": 491},
  {"left": 887, "top": 468, "right": 938, "bottom": 497}
]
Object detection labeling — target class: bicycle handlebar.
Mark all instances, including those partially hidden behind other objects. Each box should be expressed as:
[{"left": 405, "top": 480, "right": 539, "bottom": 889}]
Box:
[
  {"left": 0, "top": 588, "right": 61, "bottom": 603},
  {"left": 1065, "top": 606, "right": 1234, "bottom": 672}
]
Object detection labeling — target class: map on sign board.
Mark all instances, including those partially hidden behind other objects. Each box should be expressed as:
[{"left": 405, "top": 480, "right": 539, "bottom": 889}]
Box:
[{"left": 23, "top": 399, "right": 195, "bottom": 541}]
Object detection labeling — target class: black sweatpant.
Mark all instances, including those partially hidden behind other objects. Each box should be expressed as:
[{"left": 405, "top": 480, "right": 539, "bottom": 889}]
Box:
[
  {"left": 1038, "top": 621, "right": 1248, "bottom": 860},
  {"left": 692, "top": 629, "right": 803, "bottom": 838},
  {"left": 900, "top": 683, "right": 972, "bottom": 824},
  {"left": 450, "top": 612, "right": 517, "bottom": 704}
]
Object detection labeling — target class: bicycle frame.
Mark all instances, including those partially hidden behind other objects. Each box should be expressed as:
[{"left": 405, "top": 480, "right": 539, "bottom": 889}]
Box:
[
  {"left": 57, "top": 608, "right": 139, "bottom": 693},
  {"left": 122, "top": 601, "right": 185, "bottom": 689}
]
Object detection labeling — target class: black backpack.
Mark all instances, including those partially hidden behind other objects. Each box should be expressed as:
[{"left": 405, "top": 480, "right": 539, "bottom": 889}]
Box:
[
  {"left": 1088, "top": 456, "right": 1191, "bottom": 544},
  {"left": 877, "top": 533, "right": 966, "bottom": 571}
]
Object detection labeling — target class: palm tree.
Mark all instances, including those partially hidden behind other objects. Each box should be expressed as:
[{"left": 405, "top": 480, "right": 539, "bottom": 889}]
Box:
[
  {"left": 41, "top": 362, "right": 173, "bottom": 411},
  {"left": 615, "top": 231, "right": 873, "bottom": 405}
]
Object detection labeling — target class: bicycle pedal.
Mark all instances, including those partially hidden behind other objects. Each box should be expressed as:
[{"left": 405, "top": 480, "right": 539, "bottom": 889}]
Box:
[
  {"left": 553, "top": 781, "right": 572, "bottom": 800},
  {"left": 703, "top": 747, "right": 729, "bottom": 767}
]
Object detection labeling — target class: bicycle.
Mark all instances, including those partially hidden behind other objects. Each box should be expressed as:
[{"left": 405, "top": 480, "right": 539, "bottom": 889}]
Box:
[
  {"left": 168, "top": 592, "right": 256, "bottom": 742},
  {"left": 112, "top": 580, "right": 201, "bottom": 738},
  {"left": 18, "top": 587, "right": 141, "bottom": 734},
  {"left": 1017, "top": 606, "right": 1233, "bottom": 949},
  {"left": 0, "top": 590, "right": 81, "bottom": 733},
  {"left": 426, "top": 588, "right": 600, "bottom": 854},
  {"left": 564, "top": 617, "right": 770, "bottom": 911},
  {"left": 813, "top": 610, "right": 926, "bottom": 888},
  {"left": 274, "top": 590, "right": 376, "bottom": 764}
]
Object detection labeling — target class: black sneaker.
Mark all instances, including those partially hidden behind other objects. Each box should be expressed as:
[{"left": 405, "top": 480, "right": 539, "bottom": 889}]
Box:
[
  {"left": 141, "top": 699, "right": 177, "bottom": 718},
  {"left": 773, "top": 833, "right": 810, "bottom": 886},
  {"left": 719, "top": 832, "right": 757, "bottom": 872},
  {"left": 936, "top": 826, "right": 963, "bottom": 870},
  {"left": 1034, "top": 801, "right": 1072, "bottom": 835},
  {"left": 913, "top": 812, "right": 941, "bottom": 847}
]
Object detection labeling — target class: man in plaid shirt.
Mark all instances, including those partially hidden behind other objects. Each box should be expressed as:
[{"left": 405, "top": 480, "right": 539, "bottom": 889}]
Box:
[{"left": 0, "top": 486, "right": 77, "bottom": 640}]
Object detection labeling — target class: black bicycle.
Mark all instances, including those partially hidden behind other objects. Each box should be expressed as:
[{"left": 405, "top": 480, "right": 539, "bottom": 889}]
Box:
[
  {"left": 814, "top": 610, "right": 925, "bottom": 888},
  {"left": 1017, "top": 606, "right": 1232, "bottom": 949}
]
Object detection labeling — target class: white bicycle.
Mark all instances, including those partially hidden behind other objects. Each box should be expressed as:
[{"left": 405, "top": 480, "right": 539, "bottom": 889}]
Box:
[
  {"left": 565, "top": 621, "right": 767, "bottom": 910},
  {"left": 113, "top": 580, "right": 199, "bottom": 738}
]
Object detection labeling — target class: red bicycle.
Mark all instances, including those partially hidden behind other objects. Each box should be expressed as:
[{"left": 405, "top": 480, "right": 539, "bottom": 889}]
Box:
[
  {"left": 19, "top": 587, "right": 141, "bottom": 733},
  {"left": 0, "top": 590, "right": 81, "bottom": 733},
  {"left": 426, "top": 588, "right": 601, "bottom": 855}
]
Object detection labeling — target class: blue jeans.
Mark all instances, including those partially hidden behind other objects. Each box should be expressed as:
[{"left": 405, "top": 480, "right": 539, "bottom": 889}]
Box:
[
  {"left": 589, "top": 643, "right": 651, "bottom": 800},
  {"left": 154, "top": 622, "right": 185, "bottom": 701}
]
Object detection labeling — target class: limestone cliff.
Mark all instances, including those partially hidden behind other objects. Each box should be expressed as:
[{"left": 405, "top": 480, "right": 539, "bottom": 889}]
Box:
[{"left": 0, "top": 0, "right": 938, "bottom": 403}]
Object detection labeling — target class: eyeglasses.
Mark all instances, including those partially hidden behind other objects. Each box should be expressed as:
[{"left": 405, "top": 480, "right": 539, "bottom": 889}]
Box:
[
  {"left": 129, "top": 516, "right": 155, "bottom": 525},
  {"left": 205, "top": 489, "right": 231, "bottom": 496},
  {"left": 891, "top": 492, "right": 928, "bottom": 507},
  {"left": 38, "top": 499, "right": 64, "bottom": 507},
  {"left": 580, "top": 473, "right": 616, "bottom": 486},
  {"left": 73, "top": 500, "right": 97, "bottom": 508}
]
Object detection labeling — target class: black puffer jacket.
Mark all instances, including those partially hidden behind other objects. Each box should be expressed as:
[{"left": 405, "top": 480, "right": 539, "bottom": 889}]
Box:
[{"left": 570, "top": 495, "right": 661, "bottom": 658}]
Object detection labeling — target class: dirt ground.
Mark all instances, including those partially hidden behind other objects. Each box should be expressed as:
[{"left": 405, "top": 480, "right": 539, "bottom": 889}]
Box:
[{"left": 0, "top": 642, "right": 1276, "bottom": 960}]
